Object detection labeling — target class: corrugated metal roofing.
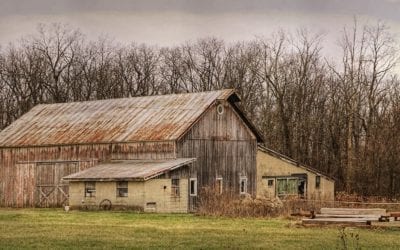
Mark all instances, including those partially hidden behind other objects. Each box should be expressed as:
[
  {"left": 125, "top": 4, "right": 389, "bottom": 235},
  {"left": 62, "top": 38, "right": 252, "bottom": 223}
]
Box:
[
  {"left": 0, "top": 89, "right": 236, "bottom": 147},
  {"left": 62, "top": 158, "right": 196, "bottom": 181}
]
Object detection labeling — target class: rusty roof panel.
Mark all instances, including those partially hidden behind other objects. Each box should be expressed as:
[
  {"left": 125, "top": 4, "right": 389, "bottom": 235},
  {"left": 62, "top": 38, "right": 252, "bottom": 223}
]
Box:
[
  {"left": 0, "top": 90, "right": 236, "bottom": 147},
  {"left": 62, "top": 158, "right": 196, "bottom": 181}
]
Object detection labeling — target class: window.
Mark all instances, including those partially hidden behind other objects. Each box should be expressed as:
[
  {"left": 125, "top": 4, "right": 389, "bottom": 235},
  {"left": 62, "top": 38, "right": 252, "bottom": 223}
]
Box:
[
  {"left": 217, "top": 104, "right": 224, "bottom": 115},
  {"left": 277, "top": 178, "right": 298, "bottom": 197},
  {"left": 267, "top": 179, "right": 274, "bottom": 187},
  {"left": 85, "top": 182, "right": 96, "bottom": 197},
  {"left": 146, "top": 202, "right": 157, "bottom": 211},
  {"left": 116, "top": 181, "right": 128, "bottom": 197},
  {"left": 189, "top": 178, "right": 197, "bottom": 196},
  {"left": 315, "top": 176, "right": 321, "bottom": 189},
  {"left": 216, "top": 177, "right": 223, "bottom": 194},
  {"left": 239, "top": 176, "right": 247, "bottom": 194},
  {"left": 171, "top": 179, "right": 180, "bottom": 197}
]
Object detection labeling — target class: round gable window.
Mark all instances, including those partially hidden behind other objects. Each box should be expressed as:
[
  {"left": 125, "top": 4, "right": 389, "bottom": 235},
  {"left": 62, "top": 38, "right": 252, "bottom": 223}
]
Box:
[{"left": 217, "top": 104, "right": 224, "bottom": 115}]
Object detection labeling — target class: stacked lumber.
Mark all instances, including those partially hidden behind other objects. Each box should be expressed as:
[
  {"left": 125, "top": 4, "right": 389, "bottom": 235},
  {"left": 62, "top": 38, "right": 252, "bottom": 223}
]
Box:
[
  {"left": 390, "top": 212, "right": 400, "bottom": 221},
  {"left": 302, "top": 208, "right": 387, "bottom": 226}
]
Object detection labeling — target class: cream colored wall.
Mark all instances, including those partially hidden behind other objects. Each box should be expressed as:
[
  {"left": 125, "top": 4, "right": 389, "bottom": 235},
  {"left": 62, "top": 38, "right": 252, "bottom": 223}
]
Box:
[
  {"left": 144, "top": 179, "right": 188, "bottom": 213},
  {"left": 256, "top": 150, "right": 334, "bottom": 200},
  {"left": 68, "top": 179, "right": 188, "bottom": 213},
  {"left": 69, "top": 182, "right": 86, "bottom": 206}
]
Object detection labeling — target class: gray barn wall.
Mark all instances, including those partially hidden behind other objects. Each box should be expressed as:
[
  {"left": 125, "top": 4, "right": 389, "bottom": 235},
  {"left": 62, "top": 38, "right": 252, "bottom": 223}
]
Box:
[{"left": 177, "top": 100, "right": 257, "bottom": 195}]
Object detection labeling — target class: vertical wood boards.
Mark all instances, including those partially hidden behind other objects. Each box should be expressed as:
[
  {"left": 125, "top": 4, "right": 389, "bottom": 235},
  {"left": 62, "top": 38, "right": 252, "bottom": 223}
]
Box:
[
  {"left": 0, "top": 141, "right": 176, "bottom": 207},
  {"left": 35, "top": 162, "right": 80, "bottom": 207},
  {"left": 177, "top": 101, "right": 258, "bottom": 199}
]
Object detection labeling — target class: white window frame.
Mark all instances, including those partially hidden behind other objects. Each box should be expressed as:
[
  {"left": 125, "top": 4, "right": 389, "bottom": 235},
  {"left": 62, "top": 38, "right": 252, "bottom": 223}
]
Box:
[
  {"left": 84, "top": 181, "right": 96, "bottom": 197},
  {"left": 216, "top": 177, "right": 223, "bottom": 194},
  {"left": 116, "top": 181, "right": 128, "bottom": 197},
  {"left": 217, "top": 104, "right": 225, "bottom": 115},
  {"left": 189, "top": 178, "right": 197, "bottom": 196},
  {"left": 239, "top": 176, "right": 247, "bottom": 194}
]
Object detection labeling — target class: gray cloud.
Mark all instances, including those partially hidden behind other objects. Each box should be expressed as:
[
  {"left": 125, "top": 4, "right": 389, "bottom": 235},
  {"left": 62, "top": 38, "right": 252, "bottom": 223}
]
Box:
[
  {"left": 1, "top": 0, "right": 400, "bottom": 49},
  {"left": 1, "top": 0, "right": 400, "bottom": 20}
]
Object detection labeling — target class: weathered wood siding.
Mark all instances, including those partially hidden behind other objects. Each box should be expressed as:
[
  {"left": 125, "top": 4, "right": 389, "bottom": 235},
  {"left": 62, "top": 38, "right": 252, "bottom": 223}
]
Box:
[
  {"left": 14, "top": 160, "right": 95, "bottom": 207},
  {"left": 0, "top": 141, "right": 176, "bottom": 207},
  {"left": 177, "top": 101, "right": 257, "bottom": 196}
]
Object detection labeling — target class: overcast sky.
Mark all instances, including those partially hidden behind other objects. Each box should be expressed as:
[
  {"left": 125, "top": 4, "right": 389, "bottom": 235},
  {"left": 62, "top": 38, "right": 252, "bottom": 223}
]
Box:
[{"left": 1, "top": 0, "right": 400, "bottom": 57}]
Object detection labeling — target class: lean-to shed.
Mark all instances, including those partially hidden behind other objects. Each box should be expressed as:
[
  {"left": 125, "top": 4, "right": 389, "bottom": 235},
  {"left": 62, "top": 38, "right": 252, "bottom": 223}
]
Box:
[
  {"left": 257, "top": 146, "right": 335, "bottom": 200},
  {"left": 64, "top": 158, "right": 196, "bottom": 212},
  {"left": 0, "top": 89, "right": 263, "bottom": 210}
]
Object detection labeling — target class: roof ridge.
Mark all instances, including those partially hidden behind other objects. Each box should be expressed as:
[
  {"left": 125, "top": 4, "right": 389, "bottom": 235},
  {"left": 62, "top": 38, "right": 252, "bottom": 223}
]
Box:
[{"left": 36, "top": 89, "right": 235, "bottom": 106}]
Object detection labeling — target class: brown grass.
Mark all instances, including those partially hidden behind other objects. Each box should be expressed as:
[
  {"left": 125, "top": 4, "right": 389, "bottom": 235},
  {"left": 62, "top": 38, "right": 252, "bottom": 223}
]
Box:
[
  {"left": 196, "top": 188, "right": 400, "bottom": 217},
  {"left": 197, "top": 186, "right": 284, "bottom": 217}
]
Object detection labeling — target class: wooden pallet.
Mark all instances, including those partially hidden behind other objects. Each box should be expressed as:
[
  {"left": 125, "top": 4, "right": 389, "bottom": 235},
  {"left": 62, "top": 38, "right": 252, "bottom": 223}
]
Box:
[
  {"left": 320, "top": 208, "right": 386, "bottom": 216},
  {"left": 316, "top": 214, "right": 380, "bottom": 219},
  {"left": 302, "top": 208, "right": 387, "bottom": 226}
]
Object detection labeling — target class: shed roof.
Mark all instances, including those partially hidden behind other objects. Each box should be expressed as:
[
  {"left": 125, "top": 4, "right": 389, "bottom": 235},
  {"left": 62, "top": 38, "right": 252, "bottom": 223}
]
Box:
[
  {"left": 258, "top": 145, "right": 335, "bottom": 181},
  {"left": 0, "top": 89, "right": 262, "bottom": 147},
  {"left": 63, "top": 158, "right": 196, "bottom": 181}
]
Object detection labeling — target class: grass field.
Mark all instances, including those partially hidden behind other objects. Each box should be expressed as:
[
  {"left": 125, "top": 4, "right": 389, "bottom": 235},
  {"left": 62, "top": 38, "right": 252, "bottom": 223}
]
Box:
[{"left": 0, "top": 209, "right": 399, "bottom": 249}]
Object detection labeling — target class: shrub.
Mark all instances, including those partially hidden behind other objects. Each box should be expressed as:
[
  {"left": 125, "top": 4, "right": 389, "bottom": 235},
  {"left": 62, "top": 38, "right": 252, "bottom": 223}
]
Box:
[{"left": 197, "top": 186, "right": 284, "bottom": 217}]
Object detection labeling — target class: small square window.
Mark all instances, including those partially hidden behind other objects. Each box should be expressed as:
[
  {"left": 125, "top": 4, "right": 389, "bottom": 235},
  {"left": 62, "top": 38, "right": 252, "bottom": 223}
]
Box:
[
  {"left": 315, "top": 176, "right": 321, "bottom": 189},
  {"left": 240, "top": 176, "right": 247, "bottom": 194},
  {"left": 85, "top": 182, "right": 96, "bottom": 197},
  {"left": 116, "top": 181, "right": 128, "bottom": 197},
  {"left": 190, "top": 178, "right": 197, "bottom": 196},
  {"left": 172, "top": 179, "right": 180, "bottom": 197},
  {"left": 267, "top": 179, "right": 274, "bottom": 187}
]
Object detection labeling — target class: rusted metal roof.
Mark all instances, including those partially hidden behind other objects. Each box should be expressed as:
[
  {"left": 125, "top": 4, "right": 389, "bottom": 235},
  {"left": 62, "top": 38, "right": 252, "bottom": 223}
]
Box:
[
  {"left": 62, "top": 158, "right": 196, "bottom": 181},
  {"left": 0, "top": 90, "right": 238, "bottom": 147}
]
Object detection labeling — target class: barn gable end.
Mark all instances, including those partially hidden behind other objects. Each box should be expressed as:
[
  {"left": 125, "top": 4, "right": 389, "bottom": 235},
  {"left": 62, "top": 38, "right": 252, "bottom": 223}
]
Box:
[{"left": 177, "top": 99, "right": 258, "bottom": 196}]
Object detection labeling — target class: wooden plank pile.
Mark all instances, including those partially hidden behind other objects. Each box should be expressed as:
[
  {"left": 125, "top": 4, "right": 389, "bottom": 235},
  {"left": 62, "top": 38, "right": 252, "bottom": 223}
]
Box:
[
  {"left": 302, "top": 208, "right": 387, "bottom": 226},
  {"left": 390, "top": 212, "right": 400, "bottom": 221}
]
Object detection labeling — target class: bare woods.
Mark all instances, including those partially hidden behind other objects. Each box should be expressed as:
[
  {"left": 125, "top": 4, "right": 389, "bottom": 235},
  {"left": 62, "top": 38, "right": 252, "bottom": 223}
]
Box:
[{"left": 0, "top": 22, "right": 399, "bottom": 197}]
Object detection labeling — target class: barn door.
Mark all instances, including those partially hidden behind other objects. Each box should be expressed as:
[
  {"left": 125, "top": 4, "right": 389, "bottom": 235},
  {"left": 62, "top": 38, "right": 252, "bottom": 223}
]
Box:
[{"left": 35, "top": 162, "right": 79, "bottom": 207}]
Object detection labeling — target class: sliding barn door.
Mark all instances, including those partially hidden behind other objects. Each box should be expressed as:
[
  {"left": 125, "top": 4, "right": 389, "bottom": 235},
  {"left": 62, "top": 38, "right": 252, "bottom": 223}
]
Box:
[{"left": 36, "top": 162, "right": 79, "bottom": 207}]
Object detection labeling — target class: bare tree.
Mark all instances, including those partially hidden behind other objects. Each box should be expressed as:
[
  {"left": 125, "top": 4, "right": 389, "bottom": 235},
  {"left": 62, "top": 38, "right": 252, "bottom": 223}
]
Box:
[
  {"left": 30, "top": 23, "right": 83, "bottom": 102},
  {"left": 0, "top": 22, "right": 399, "bottom": 197},
  {"left": 114, "top": 43, "right": 160, "bottom": 97}
]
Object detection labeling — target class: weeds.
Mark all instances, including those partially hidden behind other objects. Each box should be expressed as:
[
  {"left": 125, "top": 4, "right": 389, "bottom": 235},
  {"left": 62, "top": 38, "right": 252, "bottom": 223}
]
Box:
[{"left": 337, "top": 227, "right": 361, "bottom": 250}]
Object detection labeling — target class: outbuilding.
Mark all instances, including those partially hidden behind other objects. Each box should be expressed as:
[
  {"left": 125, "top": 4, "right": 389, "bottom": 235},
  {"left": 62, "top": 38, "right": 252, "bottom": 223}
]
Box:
[
  {"left": 257, "top": 146, "right": 335, "bottom": 200},
  {"left": 63, "top": 158, "right": 195, "bottom": 212}
]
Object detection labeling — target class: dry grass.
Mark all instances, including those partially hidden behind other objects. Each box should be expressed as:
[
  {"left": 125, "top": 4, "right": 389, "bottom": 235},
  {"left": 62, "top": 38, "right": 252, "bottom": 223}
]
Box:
[
  {"left": 197, "top": 188, "right": 400, "bottom": 217},
  {"left": 197, "top": 186, "right": 284, "bottom": 217}
]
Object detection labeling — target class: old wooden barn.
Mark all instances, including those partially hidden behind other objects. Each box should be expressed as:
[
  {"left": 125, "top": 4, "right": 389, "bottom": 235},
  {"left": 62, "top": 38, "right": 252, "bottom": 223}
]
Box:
[{"left": 0, "top": 89, "right": 263, "bottom": 211}]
